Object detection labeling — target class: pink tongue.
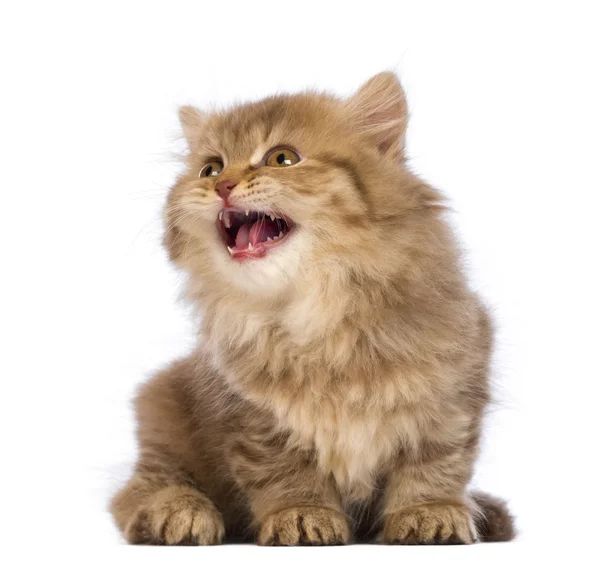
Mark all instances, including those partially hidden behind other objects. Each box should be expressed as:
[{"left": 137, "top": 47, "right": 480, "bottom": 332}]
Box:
[
  {"left": 235, "top": 220, "right": 281, "bottom": 248},
  {"left": 235, "top": 223, "right": 250, "bottom": 248},
  {"left": 249, "top": 220, "right": 280, "bottom": 245}
]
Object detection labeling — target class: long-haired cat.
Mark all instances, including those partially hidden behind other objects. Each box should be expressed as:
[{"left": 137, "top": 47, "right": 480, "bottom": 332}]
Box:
[{"left": 111, "top": 72, "right": 514, "bottom": 545}]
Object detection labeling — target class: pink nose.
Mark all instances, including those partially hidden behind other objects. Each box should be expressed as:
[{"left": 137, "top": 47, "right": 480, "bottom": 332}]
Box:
[{"left": 215, "top": 180, "right": 236, "bottom": 202}]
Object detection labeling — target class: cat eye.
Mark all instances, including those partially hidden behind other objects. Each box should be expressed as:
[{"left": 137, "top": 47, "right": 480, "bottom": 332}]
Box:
[
  {"left": 265, "top": 148, "right": 301, "bottom": 167},
  {"left": 199, "top": 160, "right": 224, "bottom": 178}
]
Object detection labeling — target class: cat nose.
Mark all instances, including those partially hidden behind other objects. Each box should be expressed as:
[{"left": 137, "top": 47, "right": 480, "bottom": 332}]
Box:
[{"left": 215, "top": 180, "right": 236, "bottom": 202}]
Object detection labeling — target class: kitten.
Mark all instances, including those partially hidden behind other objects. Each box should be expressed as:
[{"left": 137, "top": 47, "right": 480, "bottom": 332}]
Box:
[{"left": 111, "top": 72, "right": 515, "bottom": 545}]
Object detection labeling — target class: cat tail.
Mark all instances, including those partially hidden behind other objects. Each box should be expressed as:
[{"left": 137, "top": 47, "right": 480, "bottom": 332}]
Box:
[{"left": 471, "top": 491, "right": 516, "bottom": 542}]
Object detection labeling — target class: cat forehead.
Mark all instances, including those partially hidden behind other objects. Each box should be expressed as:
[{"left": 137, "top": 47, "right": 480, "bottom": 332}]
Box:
[
  {"left": 204, "top": 93, "right": 345, "bottom": 158},
  {"left": 221, "top": 93, "right": 338, "bottom": 130}
]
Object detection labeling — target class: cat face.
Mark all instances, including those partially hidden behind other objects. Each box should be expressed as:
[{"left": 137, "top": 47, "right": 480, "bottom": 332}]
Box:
[{"left": 165, "top": 73, "right": 411, "bottom": 295}]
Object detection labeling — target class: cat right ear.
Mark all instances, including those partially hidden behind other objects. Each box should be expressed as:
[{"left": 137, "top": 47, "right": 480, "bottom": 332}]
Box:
[
  {"left": 179, "top": 105, "right": 206, "bottom": 150},
  {"left": 346, "top": 72, "right": 408, "bottom": 161}
]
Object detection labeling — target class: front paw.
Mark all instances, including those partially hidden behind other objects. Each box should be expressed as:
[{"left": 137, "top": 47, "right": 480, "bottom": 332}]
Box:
[
  {"left": 125, "top": 485, "right": 225, "bottom": 545},
  {"left": 383, "top": 503, "right": 476, "bottom": 545},
  {"left": 258, "top": 506, "right": 350, "bottom": 546}
]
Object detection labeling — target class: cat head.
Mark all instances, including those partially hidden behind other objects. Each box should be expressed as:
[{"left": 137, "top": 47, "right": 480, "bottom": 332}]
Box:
[{"left": 165, "top": 72, "right": 433, "bottom": 297}]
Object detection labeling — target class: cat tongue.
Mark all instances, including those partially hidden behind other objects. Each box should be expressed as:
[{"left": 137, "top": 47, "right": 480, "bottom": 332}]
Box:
[
  {"left": 235, "top": 219, "right": 280, "bottom": 248},
  {"left": 249, "top": 220, "right": 279, "bottom": 245},
  {"left": 235, "top": 223, "right": 251, "bottom": 247}
]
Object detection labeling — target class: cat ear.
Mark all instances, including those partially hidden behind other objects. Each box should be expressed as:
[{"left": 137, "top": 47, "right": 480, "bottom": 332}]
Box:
[
  {"left": 347, "top": 72, "right": 408, "bottom": 160},
  {"left": 178, "top": 105, "right": 207, "bottom": 150}
]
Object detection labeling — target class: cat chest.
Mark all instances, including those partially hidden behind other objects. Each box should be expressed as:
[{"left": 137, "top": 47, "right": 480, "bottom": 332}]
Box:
[{"left": 274, "top": 398, "right": 406, "bottom": 500}]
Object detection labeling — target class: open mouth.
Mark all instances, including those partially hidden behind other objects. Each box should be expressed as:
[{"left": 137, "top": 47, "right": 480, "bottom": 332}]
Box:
[{"left": 216, "top": 208, "right": 294, "bottom": 259}]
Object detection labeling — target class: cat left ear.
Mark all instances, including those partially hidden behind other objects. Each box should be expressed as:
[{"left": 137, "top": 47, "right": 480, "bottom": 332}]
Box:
[
  {"left": 179, "top": 105, "right": 207, "bottom": 150},
  {"left": 346, "top": 72, "right": 408, "bottom": 161}
]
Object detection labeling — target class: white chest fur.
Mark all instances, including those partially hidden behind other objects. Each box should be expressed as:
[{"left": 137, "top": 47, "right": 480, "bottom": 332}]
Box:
[{"left": 272, "top": 393, "right": 407, "bottom": 501}]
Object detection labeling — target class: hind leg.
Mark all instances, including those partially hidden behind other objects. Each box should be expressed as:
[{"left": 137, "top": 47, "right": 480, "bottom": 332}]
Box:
[{"left": 110, "top": 358, "right": 232, "bottom": 545}]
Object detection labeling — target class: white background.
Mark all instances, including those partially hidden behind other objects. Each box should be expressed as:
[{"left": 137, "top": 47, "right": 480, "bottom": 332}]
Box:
[{"left": 1, "top": 1, "right": 599, "bottom": 561}]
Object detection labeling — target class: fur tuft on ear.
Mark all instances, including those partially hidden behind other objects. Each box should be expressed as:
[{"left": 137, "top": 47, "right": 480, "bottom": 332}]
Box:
[
  {"left": 346, "top": 72, "right": 408, "bottom": 160},
  {"left": 179, "top": 105, "right": 206, "bottom": 150}
]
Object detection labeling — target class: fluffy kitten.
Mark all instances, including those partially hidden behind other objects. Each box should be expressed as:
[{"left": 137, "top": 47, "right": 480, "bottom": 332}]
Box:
[{"left": 111, "top": 73, "right": 514, "bottom": 545}]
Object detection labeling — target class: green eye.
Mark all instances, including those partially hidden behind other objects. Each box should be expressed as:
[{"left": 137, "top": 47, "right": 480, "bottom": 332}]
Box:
[
  {"left": 199, "top": 160, "right": 223, "bottom": 178},
  {"left": 265, "top": 148, "right": 301, "bottom": 167}
]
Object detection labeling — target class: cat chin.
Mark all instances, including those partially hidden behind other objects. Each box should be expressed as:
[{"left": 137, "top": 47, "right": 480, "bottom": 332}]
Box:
[{"left": 209, "top": 230, "right": 311, "bottom": 295}]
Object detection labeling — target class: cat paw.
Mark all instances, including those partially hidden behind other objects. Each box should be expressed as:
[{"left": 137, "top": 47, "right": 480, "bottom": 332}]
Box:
[
  {"left": 382, "top": 503, "right": 477, "bottom": 545},
  {"left": 124, "top": 485, "right": 225, "bottom": 545},
  {"left": 258, "top": 506, "right": 350, "bottom": 546}
]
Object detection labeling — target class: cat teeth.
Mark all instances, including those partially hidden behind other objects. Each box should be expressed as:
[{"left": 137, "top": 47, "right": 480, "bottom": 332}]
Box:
[
  {"left": 245, "top": 210, "right": 249, "bottom": 216},
  {"left": 266, "top": 237, "right": 273, "bottom": 242},
  {"left": 227, "top": 246, "right": 233, "bottom": 255},
  {"left": 218, "top": 211, "right": 223, "bottom": 221},
  {"left": 269, "top": 213, "right": 276, "bottom": 221},
  {"left": 248, "top": 243, "right": 254, "bottom": 250},
  {"left": 278, "top": 231, "right": 283, "bottom": 238},
  {"left": 272, "top": 235, "right": 279, "bottom": 241},
  {"left": 224, "top": 214, "right": 231, "bottom": 228}
]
